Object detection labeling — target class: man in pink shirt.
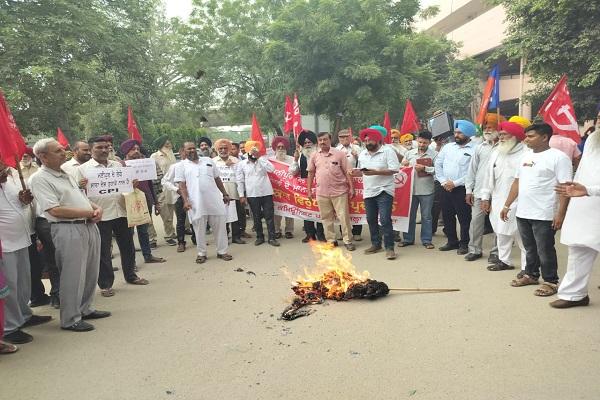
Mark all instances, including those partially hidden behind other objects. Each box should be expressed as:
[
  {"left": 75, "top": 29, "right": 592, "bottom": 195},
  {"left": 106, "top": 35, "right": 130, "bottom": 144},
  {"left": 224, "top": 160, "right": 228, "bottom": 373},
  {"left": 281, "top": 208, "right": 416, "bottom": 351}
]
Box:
[
  {"left": 549, "top": 134, "right": 582, "bottom": 169},
  {"left": 307, "top": 132, "right": 356, "bottom": 251}
]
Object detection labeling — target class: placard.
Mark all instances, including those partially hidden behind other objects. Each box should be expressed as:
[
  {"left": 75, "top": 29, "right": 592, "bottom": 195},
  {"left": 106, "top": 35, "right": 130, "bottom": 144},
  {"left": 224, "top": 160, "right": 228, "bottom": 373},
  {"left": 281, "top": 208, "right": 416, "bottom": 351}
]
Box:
[
  {"left": 124, "top": 158, "right": 158, "bottom": 181},
  {"left": 85, "top": 167, "right": 134, "bottom": 197}
]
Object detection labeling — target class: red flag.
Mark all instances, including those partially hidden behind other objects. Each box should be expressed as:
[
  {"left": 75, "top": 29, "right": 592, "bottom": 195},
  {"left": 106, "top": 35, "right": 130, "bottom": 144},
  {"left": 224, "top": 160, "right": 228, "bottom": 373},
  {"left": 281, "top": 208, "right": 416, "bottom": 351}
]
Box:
[
  {"left": 292, "top": 93, "right": 303, "bottom": 139},
  {"left": 400, "top": 99, "right": 420, "bottom": 134},
  {"left": 0, "top": 89, "right": 27, "bottom": 168},
  {"left": 383, "top": 112, "right": 392, "bottom": 144},
  {"left": 127, "top": 105, "right": 142, "bottom": 142},
  {"left": 250, "top": 113, "right": 267, "bottom": 156},
  {"left": 538, "top": 75, "right": 581, "bottom": 144},
  {"left": 57, "top": 127, "right": 70, "bottom": 148},
  {"left": 284, "top": 96, "right": 293, "bottom": 133}
]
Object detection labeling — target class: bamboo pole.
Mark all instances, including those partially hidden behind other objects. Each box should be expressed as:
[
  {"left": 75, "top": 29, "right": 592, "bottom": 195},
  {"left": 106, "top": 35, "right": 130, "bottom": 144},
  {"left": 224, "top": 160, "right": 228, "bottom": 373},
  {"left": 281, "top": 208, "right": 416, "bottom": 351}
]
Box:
[{"left": 389, "top": 288, "right": 460, "bottom": 293}]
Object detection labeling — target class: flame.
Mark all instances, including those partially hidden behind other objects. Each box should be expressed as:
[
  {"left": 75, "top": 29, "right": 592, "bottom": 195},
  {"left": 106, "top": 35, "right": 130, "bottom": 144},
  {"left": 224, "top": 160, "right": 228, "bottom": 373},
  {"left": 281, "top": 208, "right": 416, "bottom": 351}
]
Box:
[{"left": 292, "top": 242, "right": 370, "bottom": 301}]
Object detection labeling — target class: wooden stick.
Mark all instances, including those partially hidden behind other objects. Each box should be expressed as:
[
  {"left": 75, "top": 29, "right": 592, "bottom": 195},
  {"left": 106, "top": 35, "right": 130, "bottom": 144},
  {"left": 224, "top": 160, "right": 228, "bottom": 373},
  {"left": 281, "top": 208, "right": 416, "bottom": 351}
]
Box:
[{"left": 389, "top": 288, "right": 460, "bottom": 292}]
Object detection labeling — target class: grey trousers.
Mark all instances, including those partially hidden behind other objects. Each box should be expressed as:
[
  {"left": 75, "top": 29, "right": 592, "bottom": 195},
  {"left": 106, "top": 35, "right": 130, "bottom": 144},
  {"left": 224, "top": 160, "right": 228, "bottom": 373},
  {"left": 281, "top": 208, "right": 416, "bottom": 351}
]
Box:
[
  {"left": 468, "top": 197, "right": 498, "bottom": 256},
  {"left": 0, "top": 247, "right": 32, "bottom": 334},
  {"left": 51, "top": 223, "right": 101, "bottom": 328}
]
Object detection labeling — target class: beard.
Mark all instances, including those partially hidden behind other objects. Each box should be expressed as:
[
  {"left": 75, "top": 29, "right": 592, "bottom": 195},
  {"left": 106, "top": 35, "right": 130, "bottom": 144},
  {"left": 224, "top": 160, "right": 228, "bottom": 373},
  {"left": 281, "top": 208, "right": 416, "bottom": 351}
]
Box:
[
  {"left": 21, "top": 160, "right": 32, "bottom": 167},
  {"left": 161, "top": 147, "right": 177, "bottom": 163},
  {"left": 198, "top": 148, "right": 210, "bottom": 157},
  {"left": 498, "top": 137, "right": 517, "bottom": 154},
  {"left": 483, "top": 131, "right": 499, "bottom": 142},
  {"left": 402, "top": 143, "right": 413, "bottom": 150},
  {"left": 275, "top": 149, "right": 288, "bottom": 161},
  {"left": 455, "top": 136, "right": 469, "bottom": 145},
  {"left": 186, "top": 151, "right": 199, "bottom": 161},
  {"left": 301, "top": 147, "right": 315, "bottom": 158},
  {"left": 366, "top": 143, "right": 378, "bottom": 152}
]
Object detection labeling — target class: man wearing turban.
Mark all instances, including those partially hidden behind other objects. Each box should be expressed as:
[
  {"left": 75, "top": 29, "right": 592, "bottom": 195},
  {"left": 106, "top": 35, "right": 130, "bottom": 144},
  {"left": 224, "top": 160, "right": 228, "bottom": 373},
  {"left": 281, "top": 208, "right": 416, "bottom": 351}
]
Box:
[
  {"left": 269, "top": 136, "right": 295, "bottom": 239},
  {"left": 19, "top": 147, "right": 38, "bottom": 181},
  {"left": 198, "top": 137, "right": 213, "bottom": 158},
  {"left": 150, "top": 135, "right": 177, "bottom": 246},
  {"left": 434, "top": 119, "right": 477, "bottom": 254},
  {"left": 463, "top": 113, "right": 504, "bottom": 263},
  {"left": 290, "top": 130, "right": 325, "bottom": 242},
  {"left": 480, "top": 121, "right": 528, "bottom": 272}
]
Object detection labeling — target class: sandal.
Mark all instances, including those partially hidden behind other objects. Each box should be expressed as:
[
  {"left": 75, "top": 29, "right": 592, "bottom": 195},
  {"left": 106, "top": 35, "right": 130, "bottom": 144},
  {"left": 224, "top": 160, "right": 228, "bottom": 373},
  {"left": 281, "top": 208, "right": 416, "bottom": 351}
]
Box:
[
  {"left": 217, "top": 253, "right": 233, "bottom": 261},
  {"left": 424, "top": 243, "right": 435, "bottom": 249},
  {"left": 101, "top": 288, "right": 115, "bottom": 297},
  {"left": 510, "top": 274, "right": 539, "bottom": 287},
  {"left": 145, "top": 256, "right": 166, "bottom": 263},
  {"left": 534, "top": 282, "right": 558, "bottom": 297},
  {"left": 128, "top": 277, "right": 149, "bottom": 285},
  {"left": 487, "top": 261, "right": 516, "bottom": 271},
  {"left": 196, "top": 255, "right": 207, "bottom": 264},
  {"left": 0, "top": 342, "right": 18, "bottom": 355}
]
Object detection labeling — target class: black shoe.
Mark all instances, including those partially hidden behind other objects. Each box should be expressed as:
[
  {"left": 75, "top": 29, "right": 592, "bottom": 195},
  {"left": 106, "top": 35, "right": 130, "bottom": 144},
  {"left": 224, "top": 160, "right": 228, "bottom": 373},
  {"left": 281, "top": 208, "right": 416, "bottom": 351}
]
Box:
[
  {"left": 268, "top": 239, "right": 280, "bottom": 247},
  {"left": 255, "top": 238, "right": 265, "bottom": 246},
  {"left": 457, "top": 247, "right": 469, "bottom": 255},
  {"left": 29, "top": 295, "right": 51, "bottom": 308},
  {"left": 284, "top": 232, "right": 294, "bottom": 239},
  {"left": 82, "top": 310, "right": 111, "bottom": 320},
  {"left": 232, "top": 237, "right": 246, "bottom": 244},
  {"left": 439, "top": 243, "right": 459, "bottom": 251},
  {"left": 274, "top": 232, "right": 282, "bottom": 239},
  {"left": 22, "top": 315, "right": 52, "bottom": 328},
  {"left": 50, "top": 295, "right": 60, "bottom": 309},
  {"left": 488, "top": 254, "right": 500, "bottom": 264},
  {"left": 62, "top": 320, "right": 95, "bottom": 332},
  {"left": 302, "top": 235, "right": 315, "bottom": 243},
  {"left": 316, "top": 235, "right": 327, "bottom": 242},
  {"left": 166, "top": 238, "right": 177, "bottom": 246},
  {"left": 464, "top": 253, "right": 482, "bottom": 261},
  {"left": 329, "top": 240, "right": 339, "bottom": 247},
  {"left": 150, "top": 241, "right": 157, "bottom": 249},
  {"left": 185, "top": 229, "right": 193, "bottom": 235},
  {"left": 3, "top": 330, "right": 33, "bottom": 344}
]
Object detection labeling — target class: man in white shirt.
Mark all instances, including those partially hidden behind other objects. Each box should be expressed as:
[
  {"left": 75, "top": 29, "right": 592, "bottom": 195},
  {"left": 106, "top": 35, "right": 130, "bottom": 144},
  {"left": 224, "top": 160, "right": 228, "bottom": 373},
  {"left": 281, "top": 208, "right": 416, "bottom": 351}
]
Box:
[
  {"left": 237, "top": 140, "right": 280, "bottom": 247},
  {"left": 357, "top": 128, "right": 401, "bottom": 260},
  {"left": 61, "top": 141, "right": 91, "bottom": 178},
  {"left": 0, "top": 160, "right": 51, "bottom": 343},
  {"left": 269, "top": 136, "right": 295, "bottom": 239},
  {"left": 549, "top": 134, "right": 582, "bottom": 169},
  {"left": 77, "top": 136, "right": 148, "bottom": 297},
  {"left": 336, "top": 129, "right": 362, "bottom": 241},
  {"left": 150, "top": 135, "right": 177, "bottom": 245},
  {"left": 213, "top": 138, "right": 246, "bottom": 245},
  {"left": 501, "top": 123, "right": 573, "bottom": 296},
  {"left": 176, "top": 141, "right": 233, "bottom": 264}
]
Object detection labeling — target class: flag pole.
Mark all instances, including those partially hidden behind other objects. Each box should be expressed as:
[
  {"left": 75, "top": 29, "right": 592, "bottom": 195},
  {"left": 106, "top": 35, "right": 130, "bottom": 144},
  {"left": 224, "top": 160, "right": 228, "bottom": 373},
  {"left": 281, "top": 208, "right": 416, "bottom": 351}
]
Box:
[{"left": 13, "top": 156, "right": 26, "bottom": 190}]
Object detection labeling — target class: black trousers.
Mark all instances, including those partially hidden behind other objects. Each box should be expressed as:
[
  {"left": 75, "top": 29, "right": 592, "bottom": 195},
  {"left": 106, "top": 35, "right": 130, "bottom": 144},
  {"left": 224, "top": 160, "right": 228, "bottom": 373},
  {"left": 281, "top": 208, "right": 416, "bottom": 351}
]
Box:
[
  {"left": 97, "top": 217, "right": 137, "bottom": 289},
  {"left": 517, "top": 217, "right": 559, "bottom": 283},
  {"left": 432, "top": 180, "right": 444, "bottom": 235},
  {"left": 175, "top": 197, "right": 195, "bottom": 245},
  {"left": 35, "top": 217, "right": 60, "bottom": 297},
  {"left": 247, "top": 195, "right": 276, "bottom": 241},
  {"left": 440, "top": 186, "right": 471, "bottom": 248},
  {"left": 304, "top": 220, "right": 324, "bottom": 240},
  {"left": 28, "top": 235, "right": 47, "bottom": 302}
]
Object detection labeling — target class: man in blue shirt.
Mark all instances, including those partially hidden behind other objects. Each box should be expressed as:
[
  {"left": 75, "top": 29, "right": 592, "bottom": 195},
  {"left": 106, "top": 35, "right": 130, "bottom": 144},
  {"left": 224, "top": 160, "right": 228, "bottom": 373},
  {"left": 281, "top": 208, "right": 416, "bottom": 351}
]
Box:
[{"left": 434, "top": 120, "right": 477, "bottom": 254}]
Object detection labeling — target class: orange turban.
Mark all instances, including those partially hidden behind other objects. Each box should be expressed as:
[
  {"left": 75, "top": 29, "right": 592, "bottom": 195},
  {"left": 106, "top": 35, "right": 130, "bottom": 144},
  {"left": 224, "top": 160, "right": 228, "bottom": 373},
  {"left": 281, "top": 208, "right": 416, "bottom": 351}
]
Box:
[
  {"left": 214, "top": 138, "right": 232, "bottom": 150},
  {"left": 244, "top": 140, "right": 263, "bottom": 154},
  {"left": 400, "top": 134, "right": 414, "bottom": 143},
  {"left": 390, "top": 129, "right": 401, "bottom": 138},
  {"left": 484, "top": 113, "right": 507, "bottom": 129}
]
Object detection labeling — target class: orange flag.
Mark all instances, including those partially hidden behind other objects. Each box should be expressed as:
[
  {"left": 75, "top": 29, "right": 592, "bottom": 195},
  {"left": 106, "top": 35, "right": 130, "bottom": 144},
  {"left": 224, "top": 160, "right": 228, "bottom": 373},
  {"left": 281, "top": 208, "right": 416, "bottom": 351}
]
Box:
[
  {"left": 250, "top": 113, "right": 267, "bottom": 156},
  {"left": 57, "top": 127, "right": 70, "bottom": 148}
]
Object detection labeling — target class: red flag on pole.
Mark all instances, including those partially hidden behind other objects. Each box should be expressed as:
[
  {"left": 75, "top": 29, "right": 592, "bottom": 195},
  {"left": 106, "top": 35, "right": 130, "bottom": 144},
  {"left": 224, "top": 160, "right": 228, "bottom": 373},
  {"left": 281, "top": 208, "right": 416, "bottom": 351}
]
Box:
[
  {"left": 292, "top": 93, "right": 303, "bottom": 140},
  {"left": 538, "top": 75, "right": 581, "bottom": 144},
  {"left": 0, "top": 89, "right": 27, "bottom": 168},
  {"left": 284, "top": 96, "right": 293, "bottom": 134},
  {"left": 57, "top": 127, "right": 70, "bottom": 148},
  {"left": 127, "top": 105, "right": 142, "bottom": 142},
  {"left": 250, "top": 113, "right": 267, "bottom": 156},
  {"left": 400, "top": 99, "right": 420, "bottom": 134},
  {"left": 383, "top": 112, "right": 392, "bottom": 144}
]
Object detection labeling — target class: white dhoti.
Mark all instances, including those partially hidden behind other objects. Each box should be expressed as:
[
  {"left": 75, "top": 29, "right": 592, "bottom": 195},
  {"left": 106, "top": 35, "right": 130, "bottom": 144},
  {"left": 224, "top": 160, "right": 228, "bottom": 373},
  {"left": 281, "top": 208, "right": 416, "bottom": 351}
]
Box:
[
  {"left": 192, "top": 215, "right": 228, "bottom": 256},
  {"left": 496, "top": 233, "right": 526, "bottom": 270},
  {"left": 557, "top": 246, "right": 599, "bottom": 301}
]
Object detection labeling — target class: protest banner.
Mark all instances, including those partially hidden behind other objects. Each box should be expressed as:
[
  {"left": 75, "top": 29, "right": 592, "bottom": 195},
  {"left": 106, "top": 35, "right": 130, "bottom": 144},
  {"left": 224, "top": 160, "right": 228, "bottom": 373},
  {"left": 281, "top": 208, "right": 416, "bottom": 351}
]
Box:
[
  {"left": 268, "top": 160, "right": 413, "bottom": 232},
  {"left": 124, "top": 158, "right": 158, "bottom": 181},
  {"left": 85, "top": 167, "right": 134, "bottom": 197}
]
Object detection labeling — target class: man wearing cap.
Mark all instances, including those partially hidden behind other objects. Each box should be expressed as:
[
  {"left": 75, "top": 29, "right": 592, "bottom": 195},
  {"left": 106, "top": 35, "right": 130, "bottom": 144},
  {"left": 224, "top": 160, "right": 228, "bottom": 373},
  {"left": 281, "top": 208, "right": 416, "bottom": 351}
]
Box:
[
  {"left": 198, "top": 137, "right": 213, "bottom": 158},
  {"left": 30, "top": 138, "right": 111, "bottom": 332},
  {"left": 121, "top": 140, "right": 165, "bottom": 264},
  {"left": 0, "top": 159, "right": 52, "bottom": 342},
  {"left": 176, "top": 141, "right": 233, "bottom": 263},
  {"left": 19, "top": 148, "right": 38, "bottom": 181},
  {"left": 463, "top": 113, "right": 503, "bottom": 262},
  {"left": 335, "top": 129, "right": 363, "bottom": 241},
  {"left": 213, "top": 138, "right": 246, "bottom": 244},
  {"left": 290, "top": 130, "right": 325, "bottom": 242},
  {"left": 357, "top": 128, "right": 401, "bottom": 260},
  {"left": 150, "top": 135, "right": 177, "bottom": 246},
  {"left": 237, "top": 141, "right": 279, "bottom": 247},
  {"left": 77, "top": 136, "right": 149, "bottom": 297},
  {"left": 269, "top": 136, "right": 295, "bottom": 239},
  {"left": 307, "top": 132, "right": 356, "bottom": 251},
  {"left": 501, "top": 123, "right": 572, "bottom": 296},
  {"left": 434, "top": 120, "right": 477, "bottom": 254},
  {"left": 61, "top": 141, "right": 91, "bottom": 178},
  {"left": 480, "top": 121, "right": 528, "bottom": 272}
]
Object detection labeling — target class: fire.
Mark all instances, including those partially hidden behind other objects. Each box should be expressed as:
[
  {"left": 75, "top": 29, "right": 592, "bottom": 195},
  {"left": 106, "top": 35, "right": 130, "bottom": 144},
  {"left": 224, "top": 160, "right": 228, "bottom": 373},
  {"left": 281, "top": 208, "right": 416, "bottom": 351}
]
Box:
[{"left": 292, "top": 242, "right": 370, "bottom": 301}]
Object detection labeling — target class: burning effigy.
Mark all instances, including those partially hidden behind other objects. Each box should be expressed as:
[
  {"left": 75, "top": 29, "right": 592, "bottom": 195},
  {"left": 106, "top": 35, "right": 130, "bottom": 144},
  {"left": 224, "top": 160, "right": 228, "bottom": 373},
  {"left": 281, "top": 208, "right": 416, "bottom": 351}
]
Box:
[{"left": 280, "top": 242, "right": 389, "bottom": 320}]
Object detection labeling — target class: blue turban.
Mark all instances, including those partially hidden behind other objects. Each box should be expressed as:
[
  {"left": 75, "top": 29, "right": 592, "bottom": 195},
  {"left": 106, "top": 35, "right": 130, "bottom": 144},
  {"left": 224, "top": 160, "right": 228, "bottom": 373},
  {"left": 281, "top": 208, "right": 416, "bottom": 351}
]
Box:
[{"left": 454, "top": 120, "right": 476, "bottom": 137}]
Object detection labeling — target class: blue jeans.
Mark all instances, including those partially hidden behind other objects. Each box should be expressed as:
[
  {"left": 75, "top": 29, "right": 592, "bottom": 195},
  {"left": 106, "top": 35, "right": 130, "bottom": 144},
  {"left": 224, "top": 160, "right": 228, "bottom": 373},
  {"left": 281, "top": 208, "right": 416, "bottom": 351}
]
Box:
[
  {"left": 364, "top": 192, "right": 394, "bottom": 250},
  {"left": 134, "top": 223, "right": 152, "bottom": 261},
  {"left": 403, "top": 194, "right": 434, "bottom": 245}
]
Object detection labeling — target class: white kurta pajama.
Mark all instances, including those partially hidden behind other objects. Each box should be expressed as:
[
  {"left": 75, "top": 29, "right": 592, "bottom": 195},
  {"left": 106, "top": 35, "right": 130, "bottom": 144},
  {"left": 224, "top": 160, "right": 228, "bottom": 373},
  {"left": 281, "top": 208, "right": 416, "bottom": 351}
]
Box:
[
  {"left": 174, "top": 158, "right": 228, "bottom": 257},
  {"left": 481, "top": 143, "right": 528, "bottom": 268},
  {"left": 557, "top": 133, "right": 600, "bottom": 301}
]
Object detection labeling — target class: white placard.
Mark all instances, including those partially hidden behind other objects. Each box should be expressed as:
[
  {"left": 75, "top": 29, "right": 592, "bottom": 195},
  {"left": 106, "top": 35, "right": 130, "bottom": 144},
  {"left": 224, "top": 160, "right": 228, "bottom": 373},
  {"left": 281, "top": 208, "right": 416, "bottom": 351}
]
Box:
[
  {"left": 226, "top": 201, "right": 238, "bottom": 223},
  {"left": 124, "top": 158, "right": 158, "bottom": 181},
  {"left": 85, "top": 167, "right": 134, "bottom": 197}
]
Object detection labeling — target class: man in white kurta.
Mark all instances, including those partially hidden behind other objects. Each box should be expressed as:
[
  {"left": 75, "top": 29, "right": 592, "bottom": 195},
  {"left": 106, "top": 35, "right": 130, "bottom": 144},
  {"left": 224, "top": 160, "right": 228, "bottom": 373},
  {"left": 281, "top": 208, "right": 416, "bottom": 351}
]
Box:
[
  {"left": 550, "top": 128, "right": 600, "bottom": 308},
  {"left": 175, "top": 141, "right": 232, "bottom": 264},
  {"left": 480, "top": 121, "right": 528, "bottom": 272}
]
